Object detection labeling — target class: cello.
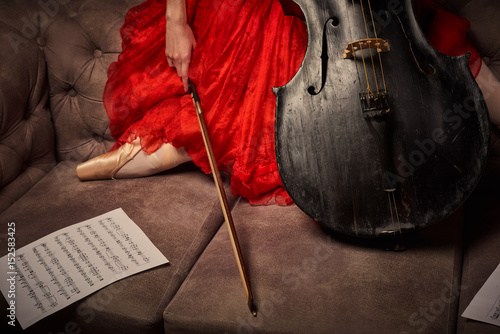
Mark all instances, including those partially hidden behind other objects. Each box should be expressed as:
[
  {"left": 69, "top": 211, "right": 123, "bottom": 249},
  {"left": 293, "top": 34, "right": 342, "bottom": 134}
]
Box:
[{"left": 275, "top": 0, "right": 490, "bottom": 238}]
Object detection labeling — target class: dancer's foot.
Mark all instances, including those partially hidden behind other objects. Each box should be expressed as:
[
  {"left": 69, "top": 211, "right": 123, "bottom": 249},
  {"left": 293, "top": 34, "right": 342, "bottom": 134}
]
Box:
[
  {"left": 76, "top": 138, "right": 142, "bottom": 181},
  {"left": 115, "top": 142, "right": 191, "bottom": 178},
  {"left": 77, "top": 139, "right": 191, "bottom": 181}
]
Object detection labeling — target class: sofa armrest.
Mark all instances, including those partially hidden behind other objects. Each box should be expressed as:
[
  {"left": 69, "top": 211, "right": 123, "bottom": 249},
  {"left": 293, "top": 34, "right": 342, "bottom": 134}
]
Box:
[{"left": 0, "top": 1, "right": 56, "bottom": 213}]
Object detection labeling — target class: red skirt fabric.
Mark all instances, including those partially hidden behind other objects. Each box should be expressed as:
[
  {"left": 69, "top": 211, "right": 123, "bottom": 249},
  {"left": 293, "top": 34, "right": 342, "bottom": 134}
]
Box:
[
  {"left": 415, "top": 0, "right": 482, "bottom": 77},
  {"left": 104, "top": 0, "right": 307, "bottom": 205},
  {"left": 104, "top": 0, "right": 480, "bottom": 205}
]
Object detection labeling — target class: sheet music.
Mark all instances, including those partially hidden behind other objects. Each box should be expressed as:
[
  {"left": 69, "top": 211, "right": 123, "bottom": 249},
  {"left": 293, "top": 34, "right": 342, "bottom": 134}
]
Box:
[
  {"left": 1, "top": 208, "right": 168, "bottom": 329},
  {"left": 462, "top": 263, "right": 500, "bottom": 327}
]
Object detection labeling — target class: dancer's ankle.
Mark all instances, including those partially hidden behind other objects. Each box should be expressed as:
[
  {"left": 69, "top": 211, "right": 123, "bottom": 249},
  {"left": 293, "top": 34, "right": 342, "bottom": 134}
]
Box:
[{"left": 115, "top": 143, "right": 191, "bottom": 178}]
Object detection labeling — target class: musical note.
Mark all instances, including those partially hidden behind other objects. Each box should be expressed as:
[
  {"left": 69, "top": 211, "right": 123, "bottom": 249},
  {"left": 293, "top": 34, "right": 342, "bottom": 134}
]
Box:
[
  {"left": 54, "top": 234, "right": 94, "bottom": 288},
  {"left": 0, "top": 208, "right": 168, "bottom": 329}
]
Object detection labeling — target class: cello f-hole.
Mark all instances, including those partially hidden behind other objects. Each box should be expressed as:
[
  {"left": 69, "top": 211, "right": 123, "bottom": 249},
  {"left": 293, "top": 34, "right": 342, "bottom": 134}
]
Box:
[{"left": 308, "top": 17, "right": 339, "bottom": 96}]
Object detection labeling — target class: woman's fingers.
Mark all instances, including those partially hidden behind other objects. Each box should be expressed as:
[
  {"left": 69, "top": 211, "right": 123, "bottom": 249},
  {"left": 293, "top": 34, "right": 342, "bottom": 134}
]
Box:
[
  {"left": 166, "top": 52, "right": 191, "bottom": 92},
  {"left": 176, "top": 59, "right": 190, "bottom": 92},
  {"left": 165, "top": 22, "right": 196, "bottom": 92}
]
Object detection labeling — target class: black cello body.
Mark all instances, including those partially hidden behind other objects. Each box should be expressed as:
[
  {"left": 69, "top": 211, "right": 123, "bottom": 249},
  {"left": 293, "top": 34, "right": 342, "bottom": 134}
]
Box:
[{"left": 275, "top": 0, "right": 490, "bottom": 237}]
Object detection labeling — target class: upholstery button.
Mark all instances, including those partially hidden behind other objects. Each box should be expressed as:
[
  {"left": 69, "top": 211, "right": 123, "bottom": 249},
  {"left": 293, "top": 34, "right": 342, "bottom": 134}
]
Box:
[
  {"left": 68, "top": 89, "right": 78, "bottom": 97},
  {"left": 94, "top": 49, "right": 103, "bottom": 58},
  {"left": 36, "top": 37, "right": 46, "bottom": 47}
]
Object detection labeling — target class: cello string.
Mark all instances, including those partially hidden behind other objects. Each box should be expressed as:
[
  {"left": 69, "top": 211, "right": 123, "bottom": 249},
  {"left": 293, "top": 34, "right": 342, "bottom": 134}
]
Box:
[
  {"left": 347, "top": 1, "right": 401, "bottom": 236},
  {"left": 367, "top": 0, "right": 400, "bottom": 235},
  {"left": 344, "top": 0, "right": 364, "bottom": 95},
  {"left": 387, "top": 192, "right": 396, "bottom": 233},
  {"left": 391, "top": 192, "right": 402, "bottom": 235},
  {"left": 349, "top": 0, "right": 373, "bottom": 96},
  {"left": 366, "top": 0, "right": 388, "bottom": 93},
  {"left": 387, "top": 191, "right": 403, "bottom": 236},
  {"left": 364, "top": 0, "right": 400, "bottom": 235},
  {"left": 359, "top": 0, "right": 381, "bottom": 95}
]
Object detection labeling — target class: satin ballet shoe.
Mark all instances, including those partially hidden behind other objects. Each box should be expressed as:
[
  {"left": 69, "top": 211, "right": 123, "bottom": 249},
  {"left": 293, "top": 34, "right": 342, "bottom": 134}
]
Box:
[
  {"left": 116, "top": 143, "right": 191, "bottom": 178},
  {"left": 146, "top": 143, "right": 191, "bottom": 171},
  {"left": 76, "top": 139, "right": 142, "bottom": 181}
]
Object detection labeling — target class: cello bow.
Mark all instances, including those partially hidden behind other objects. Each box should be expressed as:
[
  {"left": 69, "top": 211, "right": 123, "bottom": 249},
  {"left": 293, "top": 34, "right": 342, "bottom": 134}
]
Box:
[{"left": 189, "top": 79, "right": 258, "bottom": 317}]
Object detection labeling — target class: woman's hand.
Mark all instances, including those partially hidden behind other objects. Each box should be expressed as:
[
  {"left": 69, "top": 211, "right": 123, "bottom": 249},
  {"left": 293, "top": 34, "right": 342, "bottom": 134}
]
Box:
[{"left": 166, "top": 1, "right": 196, "bottom": 92}]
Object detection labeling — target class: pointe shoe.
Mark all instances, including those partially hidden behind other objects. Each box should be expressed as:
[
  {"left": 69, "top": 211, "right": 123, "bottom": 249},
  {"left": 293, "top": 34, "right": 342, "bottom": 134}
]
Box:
[
  {"left": 76, "top": 139, "right": 142, "bottom": 181},
  {"left": 116, "top": 142, "right": 191, "bottom": 178},
  {"left": 146, "top": 143, "right": 191, "bottom": 171}
]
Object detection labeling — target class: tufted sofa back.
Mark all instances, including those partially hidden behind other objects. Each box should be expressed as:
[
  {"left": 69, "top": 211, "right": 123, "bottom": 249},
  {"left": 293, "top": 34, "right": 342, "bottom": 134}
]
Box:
[
  {"left": 0, "top": 0, "right": 142, "bottom": 212},
  {"left": 39, "top": 0, "right": 143, "bottom": 162},
  {"left": 31, "top": 0, "right": 143, "bottom": 161}
]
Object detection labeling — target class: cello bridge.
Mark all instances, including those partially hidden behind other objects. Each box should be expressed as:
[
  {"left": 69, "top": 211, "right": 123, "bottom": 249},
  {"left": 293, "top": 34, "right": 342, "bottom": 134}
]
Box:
[
  {"left": 343, "top": 38, "right": 390, "bottom": 59},
  {"left": 360, "top": 92, "right": 390, "bottom": 118}
]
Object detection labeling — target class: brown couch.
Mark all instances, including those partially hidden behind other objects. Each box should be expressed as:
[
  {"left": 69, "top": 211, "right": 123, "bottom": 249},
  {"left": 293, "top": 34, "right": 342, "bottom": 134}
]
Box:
[{"left": 1, "top": 0, "right": 499, "bottom": 333}]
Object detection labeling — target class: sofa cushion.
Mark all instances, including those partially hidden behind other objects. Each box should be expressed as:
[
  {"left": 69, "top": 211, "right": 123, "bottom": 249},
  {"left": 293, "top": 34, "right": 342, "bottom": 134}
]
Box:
[
  {"left": 164, "top": 200, "right": 465, "bottom": 333},
  {"left": 0, "top": 161, "right": 232, "bottom": 334}
]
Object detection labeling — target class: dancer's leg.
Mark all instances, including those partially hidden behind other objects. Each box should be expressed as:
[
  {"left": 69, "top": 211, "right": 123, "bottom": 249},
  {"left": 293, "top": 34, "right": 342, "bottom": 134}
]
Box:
[
  {"left": 76, "top": 139, "right": 191, "bottom": 181},
  {"left": 476, "top": 62, "right": 500, "bottom": 127}
]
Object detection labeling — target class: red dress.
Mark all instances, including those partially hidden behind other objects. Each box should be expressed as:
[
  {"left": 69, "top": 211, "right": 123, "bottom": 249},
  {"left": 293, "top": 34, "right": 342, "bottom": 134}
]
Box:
[
  {"left": 105, "top": 0, "right": 307, "bottom": 205},
  {"left": 104, "top": 0, "right": 480, "bottom": 205}
]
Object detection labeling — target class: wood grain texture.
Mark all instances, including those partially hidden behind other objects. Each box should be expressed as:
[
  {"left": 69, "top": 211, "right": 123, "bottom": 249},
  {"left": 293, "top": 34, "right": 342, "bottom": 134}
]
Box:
[{"left": 275, "top": 0, "right": 490, "bottom": 237}]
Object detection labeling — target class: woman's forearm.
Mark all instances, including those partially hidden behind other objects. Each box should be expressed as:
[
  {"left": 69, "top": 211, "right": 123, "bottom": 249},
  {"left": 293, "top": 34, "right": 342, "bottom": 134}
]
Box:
[{"left": 166, "top": 0, "right": 187, "bottom": 24}]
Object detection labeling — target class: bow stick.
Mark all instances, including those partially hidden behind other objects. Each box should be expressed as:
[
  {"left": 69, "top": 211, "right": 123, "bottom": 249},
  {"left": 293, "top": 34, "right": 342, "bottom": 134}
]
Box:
[{"left": 188, "top": 79, "right": 257, "bottom": 317}]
